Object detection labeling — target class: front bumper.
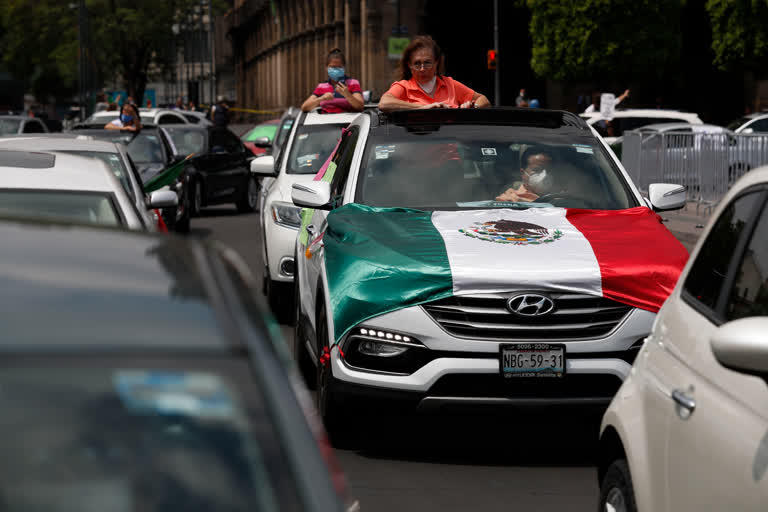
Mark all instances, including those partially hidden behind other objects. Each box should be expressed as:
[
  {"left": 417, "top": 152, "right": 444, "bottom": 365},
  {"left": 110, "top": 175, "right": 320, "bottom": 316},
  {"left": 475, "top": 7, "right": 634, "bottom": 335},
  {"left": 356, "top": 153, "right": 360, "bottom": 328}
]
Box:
[
  {"left": 330, "top": 304, "right": 655, "bottom": 406},
  {"left": 264, "top": 210, "right": 299, "bottom": 282}
]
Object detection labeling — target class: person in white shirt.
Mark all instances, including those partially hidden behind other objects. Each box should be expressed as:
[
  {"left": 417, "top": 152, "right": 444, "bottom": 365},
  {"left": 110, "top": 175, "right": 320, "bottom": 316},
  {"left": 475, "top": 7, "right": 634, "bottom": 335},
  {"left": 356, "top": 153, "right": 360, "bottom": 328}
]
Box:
[
  {"left": 105, "top": 103, "right": 141, "bottom": 131},
  {"left": 584, "top": 89, "right": 630, "bottom": 113}
]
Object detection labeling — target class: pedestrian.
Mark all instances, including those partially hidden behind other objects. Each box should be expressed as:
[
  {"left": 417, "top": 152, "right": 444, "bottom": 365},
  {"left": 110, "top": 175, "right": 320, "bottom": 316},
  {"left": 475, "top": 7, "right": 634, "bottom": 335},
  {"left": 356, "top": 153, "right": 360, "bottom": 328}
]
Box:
[
  {"left": 104, "top": 103, "right": 141, "bottom": 131},
  {"left": 210, "top": 96, "right": 230, "bottom": 127},
  {"left": 146, "top": 99, "right": 152, "bottom": 108},
  {"left": 583, "top": 89, "right": 630, "bottom": 113},
  {"left": 378, "top": 35, "right": 490, "bottom": 112},
  {"left": 173, "top": 97, "right": 184, "bottom": 110},
  {"left": 188, "top": 101, "right": 196, "bottom": 112},
  {"left": 301, "top": 48, "right": 364, "bottom": 113},
  {"left": 516, "top": 88, "right": 528, "bottom": 107},
  {"left": 94, "top": 93, "right": 109, "bottom": 112}
]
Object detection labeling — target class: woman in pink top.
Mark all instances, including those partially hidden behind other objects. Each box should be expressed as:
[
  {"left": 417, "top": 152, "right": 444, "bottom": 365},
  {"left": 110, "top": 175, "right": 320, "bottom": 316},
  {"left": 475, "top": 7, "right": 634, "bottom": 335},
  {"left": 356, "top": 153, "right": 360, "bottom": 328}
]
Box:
[
  {"left": 301, "top": 48, "right": 364, "bottom": 113},
  {"left": 378, "top": 35, "right": 490, "bottom": 112}
]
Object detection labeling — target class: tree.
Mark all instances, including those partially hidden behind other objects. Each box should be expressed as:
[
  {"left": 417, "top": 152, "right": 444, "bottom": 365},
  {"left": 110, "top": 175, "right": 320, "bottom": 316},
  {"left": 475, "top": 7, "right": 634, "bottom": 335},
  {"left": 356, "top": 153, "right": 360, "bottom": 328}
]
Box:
[
  {"left": 525, "top": 0, "right": 683, "bottom": 83},
  {"left": 706, "top": 0, "right": 768, "bottom": 71}
]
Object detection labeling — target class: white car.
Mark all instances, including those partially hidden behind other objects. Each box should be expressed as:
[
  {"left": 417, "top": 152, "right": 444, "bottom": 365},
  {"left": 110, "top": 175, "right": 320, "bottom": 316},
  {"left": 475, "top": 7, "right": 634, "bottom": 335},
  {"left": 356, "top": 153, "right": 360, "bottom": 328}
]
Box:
[
  {"left": 598, "top": 165, "right": 768, "bottom": 511},
  {"left": 0, "top": 115, "right": 49, "bottom": 135},
  {"left": 83, "top": 108, "right": 190, "bottom": 127},
  {"left": 726, "top": 112, "right": 768, "bottom": 134},
  {"left": 0, "top": 135, "right": 175, "bottom": 231},
  {"left": 581, "top": 109, "right": 704, "bottom": 144},
  {"left": 0, "top": 150, "right": 174, "bottom": 229},
  {"left": 290, "top": 108, "right": 690, "bottom": 442},
  {"left": 251, "top": 111, "right": 361, "bottom": 320}
]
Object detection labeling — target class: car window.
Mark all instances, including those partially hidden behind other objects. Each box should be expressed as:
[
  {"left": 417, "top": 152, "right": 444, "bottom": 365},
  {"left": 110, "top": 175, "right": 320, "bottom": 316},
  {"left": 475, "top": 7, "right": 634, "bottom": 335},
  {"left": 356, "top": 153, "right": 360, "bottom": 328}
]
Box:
[
  {"left": 210, "top": 129, "right": 230, "bottom": 153},
  {"left": 125, "top": 133, "right": 165, "bottom": 164},
  {"left": 684, "top": 192, "right": 762, "bottom": 314},
  {"left": 158, "top": 114, "right": 180, "bottom": 125},
  {"left": 356, "top": 124, "right": 635, "bottom": 210},
  {"left": 726, "top": 201, "right": 768, "bottom": 320},
  {"left": 183, "top": 113, "right": 201, "bottom": 124},
  {"left": 60, "top": 151, "right": 135, "bottom": 201},
  {"left": 0, "top": 362, "right": 302, "bottom": 512},
  {"left": 0, "top": 119, "right": 21, "bottom": 134},
  {"left": 287, "top": 124, "right": 349, "bottom": 175},
  {"left": 22, "top": 120, "right": 45, "bottom": 133},
  {"left": 242, "top": 123, "right": 278, "bottom": 143},
  {"left": 165, "top": 127, "right": 206, "bottom": 157},
  {"left": 748, "top": 118, "right": 768, "bottom": 133},
  {"left": 330, "top": 126, "right": 360, "bottom": 200},
  {"left": 727, "top": 117, "right": 752, "bottom": 132},
  {"left": 0, "top": 190, "right": 122, "bottom": 226},
  {"left": 274, "top": 118, "right": 295, "bottom": 150}
]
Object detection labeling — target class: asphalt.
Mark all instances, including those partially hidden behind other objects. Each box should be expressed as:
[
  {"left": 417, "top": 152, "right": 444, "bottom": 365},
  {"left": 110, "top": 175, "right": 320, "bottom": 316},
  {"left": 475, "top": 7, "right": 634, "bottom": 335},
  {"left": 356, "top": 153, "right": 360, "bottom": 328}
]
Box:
[{"left": 657, "top": 200, "right": 713, "bottom": 251}]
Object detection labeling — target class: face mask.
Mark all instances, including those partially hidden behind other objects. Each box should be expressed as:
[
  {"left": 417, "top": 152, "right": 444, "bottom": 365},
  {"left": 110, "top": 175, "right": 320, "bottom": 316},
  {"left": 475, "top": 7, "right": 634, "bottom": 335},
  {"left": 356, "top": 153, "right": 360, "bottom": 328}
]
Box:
[
  {"left": 418, "top": 76, "right": 437, "bottom": 94},
  {"left": 527, "top": 170, "right": 554, "bottom": 195},
  {"left": 120, "top": 114, "right": 133, "bottom": 123},
  {"left": 328, "top": 67, "right": 345, "bottom": 82}
]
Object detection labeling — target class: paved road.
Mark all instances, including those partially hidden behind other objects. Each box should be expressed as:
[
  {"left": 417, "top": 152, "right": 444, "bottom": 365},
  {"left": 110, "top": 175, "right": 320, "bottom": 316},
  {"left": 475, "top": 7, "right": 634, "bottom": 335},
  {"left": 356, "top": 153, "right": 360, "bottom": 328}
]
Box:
[{"left": 191, "top": 206, "right": 602, "bottom": 511}]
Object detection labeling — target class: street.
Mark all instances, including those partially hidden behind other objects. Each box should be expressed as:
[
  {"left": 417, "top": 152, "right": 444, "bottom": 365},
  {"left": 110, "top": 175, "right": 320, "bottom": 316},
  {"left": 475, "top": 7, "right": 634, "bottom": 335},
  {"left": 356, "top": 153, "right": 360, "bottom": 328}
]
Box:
[{"left": 192, "top": 206, "right": 601, "bottom": 512}]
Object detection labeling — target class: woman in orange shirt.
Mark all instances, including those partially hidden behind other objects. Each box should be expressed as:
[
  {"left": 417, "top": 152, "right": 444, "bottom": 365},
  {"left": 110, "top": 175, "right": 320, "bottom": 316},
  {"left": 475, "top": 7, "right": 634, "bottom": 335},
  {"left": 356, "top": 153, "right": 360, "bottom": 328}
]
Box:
[{"left": 378, "top": 35, "right": 490, "bottom": 112}]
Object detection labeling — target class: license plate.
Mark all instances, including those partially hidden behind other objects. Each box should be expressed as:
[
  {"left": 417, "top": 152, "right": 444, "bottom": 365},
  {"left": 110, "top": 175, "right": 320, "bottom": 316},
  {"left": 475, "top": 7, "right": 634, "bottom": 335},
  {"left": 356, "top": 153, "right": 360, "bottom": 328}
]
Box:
[{"left": 500, "top": 343, "right": 566, "bottom": 378}]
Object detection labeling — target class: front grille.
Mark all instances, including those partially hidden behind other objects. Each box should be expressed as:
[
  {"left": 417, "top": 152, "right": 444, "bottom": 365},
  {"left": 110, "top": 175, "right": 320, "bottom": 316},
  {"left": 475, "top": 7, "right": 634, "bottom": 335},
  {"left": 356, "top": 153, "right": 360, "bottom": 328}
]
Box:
[
  {"left": 428, "top": 373, "right": 622, "bottom": 399},
  {"left": 422, "top": 293, "right": 632, "bottom": 341}
]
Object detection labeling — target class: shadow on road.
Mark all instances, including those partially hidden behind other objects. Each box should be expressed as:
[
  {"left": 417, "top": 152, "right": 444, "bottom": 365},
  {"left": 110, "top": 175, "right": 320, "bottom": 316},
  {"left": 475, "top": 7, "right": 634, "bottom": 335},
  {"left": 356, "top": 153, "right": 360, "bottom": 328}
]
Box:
[
  {"left": 198, "top": 207, "right": 242, "bottom": 218},
  {"left": 335, "top": 409, "right": 601, "bottom": 468}
]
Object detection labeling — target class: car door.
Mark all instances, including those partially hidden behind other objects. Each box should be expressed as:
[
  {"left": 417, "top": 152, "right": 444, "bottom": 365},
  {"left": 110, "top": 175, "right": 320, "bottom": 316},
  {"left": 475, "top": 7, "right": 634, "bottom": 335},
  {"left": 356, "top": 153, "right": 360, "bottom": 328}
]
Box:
[
  {"left": 298, "top": 126, "right": 361, "bottom": 340},
  {"left": 651, "top": 189, "right": 768, "bottom": 510},
  {"left": 222, "top": 129, "right": 251, "bottom": 195},
  {"left": 205, "top": 128, "right": 235, "bottom": 199}
]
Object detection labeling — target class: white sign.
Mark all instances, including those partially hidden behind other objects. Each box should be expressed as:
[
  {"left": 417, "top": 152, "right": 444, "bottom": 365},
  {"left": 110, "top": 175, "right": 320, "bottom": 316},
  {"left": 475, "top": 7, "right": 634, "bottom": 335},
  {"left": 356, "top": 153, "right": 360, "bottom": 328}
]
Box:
[{"left": 600, "top": 93, "right": 616, "bottom": 120}]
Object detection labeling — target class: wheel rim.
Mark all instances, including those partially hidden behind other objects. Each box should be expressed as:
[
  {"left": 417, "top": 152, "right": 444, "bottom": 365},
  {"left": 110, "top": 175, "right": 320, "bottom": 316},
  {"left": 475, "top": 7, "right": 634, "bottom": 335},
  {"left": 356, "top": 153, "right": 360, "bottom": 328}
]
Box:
[
  {"left": 194, "top": 182, "right": 201, "bottom": 212},
  {"left": 605, "top": 487, "right": 626, "bottom": 512},
  {"left": 247, "top": 177, "right": 258, "bottom": 208}
]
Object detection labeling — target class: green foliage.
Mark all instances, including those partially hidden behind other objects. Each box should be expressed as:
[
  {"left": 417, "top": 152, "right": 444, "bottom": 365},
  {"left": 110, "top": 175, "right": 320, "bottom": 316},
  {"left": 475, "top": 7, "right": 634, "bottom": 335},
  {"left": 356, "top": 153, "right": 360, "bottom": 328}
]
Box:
[
  {"left": 526, "top": 0, "right": 683, "bottom": 82},
  {"left": 706, "top": 0, "right": 768, "bottom": 70}
]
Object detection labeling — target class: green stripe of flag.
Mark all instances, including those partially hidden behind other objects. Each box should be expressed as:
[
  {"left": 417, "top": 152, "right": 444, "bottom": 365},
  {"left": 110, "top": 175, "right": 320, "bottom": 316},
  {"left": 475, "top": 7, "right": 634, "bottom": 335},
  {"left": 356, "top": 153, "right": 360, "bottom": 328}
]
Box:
[
  {"left": 143, "top": 154, "right": 193, "bottom": 193},
  {"left": 324, "top": 203, "right": 453, "bottom": 342}
]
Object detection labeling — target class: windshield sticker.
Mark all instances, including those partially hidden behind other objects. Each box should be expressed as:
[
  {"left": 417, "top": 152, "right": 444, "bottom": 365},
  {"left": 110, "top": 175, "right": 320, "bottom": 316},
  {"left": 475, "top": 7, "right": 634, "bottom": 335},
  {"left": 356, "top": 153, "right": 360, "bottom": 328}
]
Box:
[
  {"left": 297, "top": 153, "right": 320, "bottom": 167},
  {"left": 113, "top": 370, "right": 237, "bottom": 420},
  {"left": 298, "top": 133, "right": 309, "bottom": 140},
  {"left": 375, "top": 150, "right": 389, "bottom": 159},
  {"left": 481, "top": 147, "right": 497, "bottom": 156},
  {"left": 375, "top": 144, "right": 396, "bottom": 153},
  {"left": 576, "top": 147, "right": 594, "bottom": 154}
]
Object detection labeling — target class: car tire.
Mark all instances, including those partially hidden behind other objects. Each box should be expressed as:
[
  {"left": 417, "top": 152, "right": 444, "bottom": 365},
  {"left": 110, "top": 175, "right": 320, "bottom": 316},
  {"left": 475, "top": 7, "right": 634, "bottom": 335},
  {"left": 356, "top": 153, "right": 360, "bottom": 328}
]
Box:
[
  {"left": 316, "top": 299, "right": 353, "bottom": 446},
  {"left": 190, "top": 180, "right": 202, "bottom": 217},
  {"left": 174, "top": 191, "right": 191, "bottom": 233},
  {"left": 293, "top": 256, "right": 317, "bottom": 390},
  {"left": 236, "top": 174, "right": 258, "bottom": 213},
  {"left": 598, "top": 459, "right": 637, "bottom": 512}
]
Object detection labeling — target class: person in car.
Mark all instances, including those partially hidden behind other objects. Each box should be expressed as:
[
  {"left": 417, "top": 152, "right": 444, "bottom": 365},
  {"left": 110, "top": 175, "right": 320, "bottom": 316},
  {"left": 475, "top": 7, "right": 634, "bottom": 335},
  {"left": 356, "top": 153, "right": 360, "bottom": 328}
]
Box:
[
  {"left": 378, "top": 35, "right": 491, "bottom": 112},
  {"left": 301, "top": 48, "right": 364, "bottom": 113},
  {"left": 105, "top": 103, "right": 142, "bottom": 132},
  {"left": 495, "top": 149, "right": 559, "bottom": 202}
]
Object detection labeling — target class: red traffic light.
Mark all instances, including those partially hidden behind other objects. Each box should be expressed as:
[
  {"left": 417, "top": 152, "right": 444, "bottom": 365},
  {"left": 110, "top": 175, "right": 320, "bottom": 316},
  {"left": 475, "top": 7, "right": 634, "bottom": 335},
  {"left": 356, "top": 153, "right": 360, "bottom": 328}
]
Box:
[{"left": 487, "top": 49, "right": 497, "bottom": 70}]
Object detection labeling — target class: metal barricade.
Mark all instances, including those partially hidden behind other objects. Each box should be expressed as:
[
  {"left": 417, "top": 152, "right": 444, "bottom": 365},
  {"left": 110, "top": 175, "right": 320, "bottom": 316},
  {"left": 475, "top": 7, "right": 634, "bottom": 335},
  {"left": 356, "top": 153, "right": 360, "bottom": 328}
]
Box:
[{"left": 620, "top": 130, "right": 768, "bottom": 210}]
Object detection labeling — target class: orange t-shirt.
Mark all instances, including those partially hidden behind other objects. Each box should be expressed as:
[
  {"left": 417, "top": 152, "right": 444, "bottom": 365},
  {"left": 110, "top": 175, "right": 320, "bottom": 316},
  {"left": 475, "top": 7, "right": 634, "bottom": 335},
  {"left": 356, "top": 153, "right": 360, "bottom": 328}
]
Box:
[{"left": 385, "top": 76, "right": 476, "bottom": 108}]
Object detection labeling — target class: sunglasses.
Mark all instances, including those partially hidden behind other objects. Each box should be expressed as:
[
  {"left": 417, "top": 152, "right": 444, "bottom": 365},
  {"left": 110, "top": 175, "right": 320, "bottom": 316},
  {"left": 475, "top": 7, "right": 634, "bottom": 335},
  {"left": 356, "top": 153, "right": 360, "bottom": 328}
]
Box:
[{"left": 410, "top": 60, "right": 435, "bottom": 70}]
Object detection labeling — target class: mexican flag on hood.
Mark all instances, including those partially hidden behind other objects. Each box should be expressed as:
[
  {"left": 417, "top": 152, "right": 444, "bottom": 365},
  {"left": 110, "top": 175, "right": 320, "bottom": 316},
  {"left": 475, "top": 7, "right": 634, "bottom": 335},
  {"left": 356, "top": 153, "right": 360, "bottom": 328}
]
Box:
[{"left": 321, "top": 204, "right": 689, "bottom": 343}]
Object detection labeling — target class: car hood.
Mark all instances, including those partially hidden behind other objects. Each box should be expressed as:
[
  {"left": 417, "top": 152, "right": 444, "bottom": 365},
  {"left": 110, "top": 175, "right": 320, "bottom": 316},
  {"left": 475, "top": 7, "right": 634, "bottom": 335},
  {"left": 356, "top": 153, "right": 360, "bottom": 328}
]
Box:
[{"left": 318, "top": 204, "right": 689, "bottom": 341}]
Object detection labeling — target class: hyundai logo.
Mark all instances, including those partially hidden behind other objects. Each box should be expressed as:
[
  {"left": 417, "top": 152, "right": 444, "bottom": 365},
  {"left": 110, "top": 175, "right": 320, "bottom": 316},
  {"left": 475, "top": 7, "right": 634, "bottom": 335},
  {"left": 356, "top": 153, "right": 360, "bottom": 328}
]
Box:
[{"left": 506, "top": 294, "right": 555, "bottom": 316}]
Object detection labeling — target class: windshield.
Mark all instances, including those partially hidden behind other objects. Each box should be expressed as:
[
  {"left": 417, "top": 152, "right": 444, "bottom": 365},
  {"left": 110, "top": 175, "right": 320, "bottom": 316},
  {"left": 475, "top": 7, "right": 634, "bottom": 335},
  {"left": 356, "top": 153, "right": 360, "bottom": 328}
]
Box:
[
  {"left": 727, "top": 117, "right": 752, "bottom": 132},
  {"left": 88, "top": 114, "right": 120, "bottom": 125},
  {"left": 164, "top": 127, "right": 206, "bottom": 157},
  {"left": 242, "top": 123, "right": 277, "bottom": 142},
  {"left": 60, "top": 151, "right": 134, "bottom": 201},
  {"left": 0, "top": 190, "right": 121, "bottom": 226},
  {"left": 356, "top": 125, "right": 635, "bottom": 210},
  {"left": 0, "top": 119, "right": 21, "bottom": 135},
  {"left": 0, "top": 365, "right": 296, "bottom": 512},
  {"left": 287, "top": 124, "right": 345, "bottom": 174},
  {"left": 82, "top": 132, "right": 165, "bottom": 165}
]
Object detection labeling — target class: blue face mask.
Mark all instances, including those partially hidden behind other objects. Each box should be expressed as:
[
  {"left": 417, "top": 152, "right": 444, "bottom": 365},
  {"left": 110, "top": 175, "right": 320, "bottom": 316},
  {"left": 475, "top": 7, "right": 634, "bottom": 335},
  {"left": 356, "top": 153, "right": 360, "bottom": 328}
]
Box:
[
  {"left": 327, "top": 67, "right": 345, "bottom": 82},
  {"left": 120, "top": 114, "right": 134, "bottom": 123}
]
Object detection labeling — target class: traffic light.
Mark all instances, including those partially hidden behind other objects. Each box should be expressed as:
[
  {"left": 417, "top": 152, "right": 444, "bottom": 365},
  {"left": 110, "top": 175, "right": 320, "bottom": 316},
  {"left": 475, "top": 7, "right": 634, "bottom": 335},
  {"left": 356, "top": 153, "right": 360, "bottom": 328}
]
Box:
[{"left": 487, "top": 49, "right": 497, "bottom": 70}]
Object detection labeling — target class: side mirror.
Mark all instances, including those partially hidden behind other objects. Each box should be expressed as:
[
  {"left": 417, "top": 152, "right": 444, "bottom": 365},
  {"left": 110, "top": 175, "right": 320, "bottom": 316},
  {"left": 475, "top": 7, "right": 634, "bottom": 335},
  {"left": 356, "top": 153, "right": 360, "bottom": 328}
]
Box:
[
  {"left": 250, "top": 155, "right": 277, "bottom": 177},
  {"left": 648, "top": 183, "right": 686, "bottom": 211},
  {"left": 711, "top": 317, "right": 768, "bottom": 381},
  {"left": 252, "top": 136, "right": 271, "bottom": 147},
  {"left": 291, "top": 181, "right": 332, "bottom": 209},
  {"left": 147, "top": 189, "right": 178, "bottom": 209}
]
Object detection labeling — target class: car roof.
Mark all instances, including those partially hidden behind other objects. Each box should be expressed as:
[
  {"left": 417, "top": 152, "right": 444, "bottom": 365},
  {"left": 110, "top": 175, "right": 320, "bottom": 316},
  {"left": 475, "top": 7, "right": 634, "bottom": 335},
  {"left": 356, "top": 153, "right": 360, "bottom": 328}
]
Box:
[
  {"left": 372, "top": 107, "right": 589, "bottom": 131},
  {"left": 0, "top": 115, "right": 28, "bottom": 121},
  {"left": 0, "top": 135, "right": 122, "bottom": 153},
  {"left": 88, "top": 111, "right": 121, "bottom": 118},
  {"left": 0, "top": 150, "right": 122, "bottom": 192},
  {"left": 303, "top": 111, "right": 361, "bottom": 125},
  {"left": 0, "top": 218, "right": 235, "bottom": 352}
]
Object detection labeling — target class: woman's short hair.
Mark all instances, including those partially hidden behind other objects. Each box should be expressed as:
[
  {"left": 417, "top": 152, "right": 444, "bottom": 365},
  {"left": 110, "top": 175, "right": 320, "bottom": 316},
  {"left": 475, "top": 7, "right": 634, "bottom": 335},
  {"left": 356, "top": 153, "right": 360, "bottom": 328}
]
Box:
[
  {"left": 326, "top": 47, "right": 346, "bottom": 65},
  {"left": 396, "top": 35, "right": 444, "bottom": 81}
]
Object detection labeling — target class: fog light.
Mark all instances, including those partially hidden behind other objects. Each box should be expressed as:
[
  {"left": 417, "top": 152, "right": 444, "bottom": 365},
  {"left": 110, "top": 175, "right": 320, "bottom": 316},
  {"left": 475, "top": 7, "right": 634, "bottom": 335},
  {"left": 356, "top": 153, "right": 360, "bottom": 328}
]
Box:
[
  {"left": 358, "top": 340, "right": 409, "bottom": 357},
  {"left": 279, "top": 258, "right": 295, "bottom": 277}
]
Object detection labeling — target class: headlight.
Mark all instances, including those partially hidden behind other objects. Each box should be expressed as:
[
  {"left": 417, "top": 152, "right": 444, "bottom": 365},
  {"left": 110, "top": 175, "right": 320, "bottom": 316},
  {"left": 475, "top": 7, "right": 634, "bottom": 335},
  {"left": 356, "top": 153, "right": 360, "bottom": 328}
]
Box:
[{"left": 271, "top": 201, "right": 302, "bottom": 229}]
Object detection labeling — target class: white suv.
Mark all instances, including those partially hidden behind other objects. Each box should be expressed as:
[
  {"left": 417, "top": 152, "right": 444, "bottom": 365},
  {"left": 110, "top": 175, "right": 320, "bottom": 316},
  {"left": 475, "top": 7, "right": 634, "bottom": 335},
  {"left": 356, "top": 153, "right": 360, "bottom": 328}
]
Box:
[
  {"left": 581, "top": 109, "right": 703, "bottom": 144},
  {"left": 598, "top": 165, "right": 768, "bottom": 511},
  {"left": 726, "top": 112, "right": 768, "bottom": 134},
  {"left": 251, "top": 111, "right": 360, "bottom": 321}
]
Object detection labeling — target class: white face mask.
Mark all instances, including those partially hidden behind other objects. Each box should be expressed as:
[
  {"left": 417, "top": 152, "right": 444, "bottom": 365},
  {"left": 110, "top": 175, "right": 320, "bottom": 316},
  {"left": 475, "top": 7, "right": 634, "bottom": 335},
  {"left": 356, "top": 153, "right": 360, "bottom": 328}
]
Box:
[
  {"left": 418, "top": 76, "right": 437, "bottom": 95},
  {"left": 527, "top": 170, "right": 555, "bottom": 195}
]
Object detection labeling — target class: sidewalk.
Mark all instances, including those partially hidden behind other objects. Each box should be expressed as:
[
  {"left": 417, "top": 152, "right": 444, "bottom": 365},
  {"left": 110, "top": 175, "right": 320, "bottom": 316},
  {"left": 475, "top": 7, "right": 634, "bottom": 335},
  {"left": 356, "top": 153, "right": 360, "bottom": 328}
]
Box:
[{"left": 658, "top": 201, "right": 713, "bottom": 251}]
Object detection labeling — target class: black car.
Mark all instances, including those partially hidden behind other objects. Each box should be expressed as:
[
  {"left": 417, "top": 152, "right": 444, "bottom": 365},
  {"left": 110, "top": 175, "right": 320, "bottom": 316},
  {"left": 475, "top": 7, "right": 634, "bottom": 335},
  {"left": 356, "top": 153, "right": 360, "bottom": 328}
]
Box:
[
  {"left": 163, "top": 124, "right": 257, "bottom": 215},
  {"left": 70, "top": 125, "right": 192, "bottom": 232},
  {"left": 0, "top": 217, "right": 354, "bottom": 512}
]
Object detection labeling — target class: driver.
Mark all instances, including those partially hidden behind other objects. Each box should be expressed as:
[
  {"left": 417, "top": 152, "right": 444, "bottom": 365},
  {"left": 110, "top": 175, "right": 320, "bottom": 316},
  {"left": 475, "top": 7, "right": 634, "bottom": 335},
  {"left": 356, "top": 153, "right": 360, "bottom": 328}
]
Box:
[{"left": 495, "top": 149, "right": 560, "bottom": 202}]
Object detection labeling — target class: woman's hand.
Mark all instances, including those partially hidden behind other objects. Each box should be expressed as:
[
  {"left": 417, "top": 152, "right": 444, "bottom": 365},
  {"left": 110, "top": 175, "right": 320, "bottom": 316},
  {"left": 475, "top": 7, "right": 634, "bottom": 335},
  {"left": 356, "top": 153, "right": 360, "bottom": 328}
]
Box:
[
  {"left": 420, "top": 101, "right": 448, "bottom": 109},
  {"left": 459, "top": 100, "right": 476, "bottom": 109},
  {"left": 319, "top": 92, "right": 334, "bottom": 102},
  {"left": 334, "top": 82, "right": 351, "bottom": 99}
]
